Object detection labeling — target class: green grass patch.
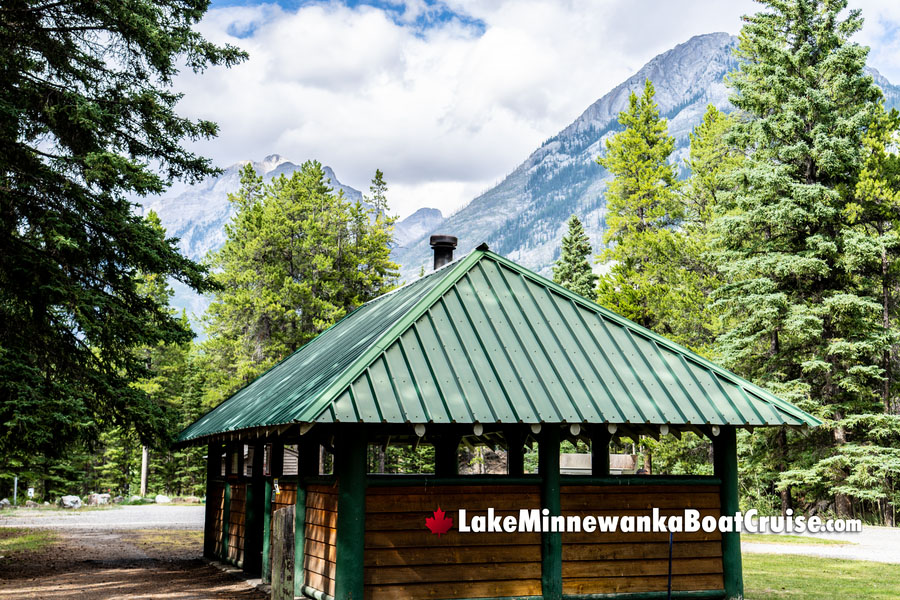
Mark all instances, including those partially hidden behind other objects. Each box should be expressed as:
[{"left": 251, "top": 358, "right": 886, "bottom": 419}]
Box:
[
  {"left": 744, "top": 553, "right": 900, "bottom": 599},
  {"left": 0, "top": 527, "right": 56, "bottom": 555},
  {"left": 743, "top": 533, "right": 854, "bottom": 545}
]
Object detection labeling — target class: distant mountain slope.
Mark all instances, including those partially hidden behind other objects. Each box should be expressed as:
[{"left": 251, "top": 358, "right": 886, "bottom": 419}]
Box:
[
  {"left": 393, "top": 32, "right": 900, "bottom": 278},
  {"left": 141, "top": 155, "right": 363, "bottom": 262}
]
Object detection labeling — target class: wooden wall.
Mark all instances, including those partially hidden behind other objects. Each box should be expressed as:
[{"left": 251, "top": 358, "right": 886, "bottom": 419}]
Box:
[
  {"left": 271, "top": 482, "right": 297, "bottom": 534},
  {"left": 209, "top": 482, "right": 226, "bottom": 557},
  {"left": 560, "top": 484, "right": 724, "bottom": 595},
  {"left": 227, "top": 483, "right": 247, "bottom": 565},
  {"left": 304, "top": 484, "right": 339, "bottom": 597},
  {"left": 363, "top": 485, "right": 543, "bottom": 600}
]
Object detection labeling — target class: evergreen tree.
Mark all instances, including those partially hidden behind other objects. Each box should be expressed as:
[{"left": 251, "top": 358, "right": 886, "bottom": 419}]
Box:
[
  {"left": 553, "top": 215, "right": 598, "bottom": 298},
  {"left": 0, "top": 0, "right": 246, "bottom": 460},
  {"left": 595, "top": 79, "right": 682, "bottom": 333},
  {"left": 203, "top": 161, "right": 398, "bottom": 402},
  {"left": 714, "top": 0, "right": 884, "bottom": 516}
]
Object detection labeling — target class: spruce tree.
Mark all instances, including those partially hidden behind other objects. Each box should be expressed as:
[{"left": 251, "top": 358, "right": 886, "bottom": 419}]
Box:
[
  {"left": 553, "top": 215, "right": 598, "bottom": 298},
  {"left": 0, "top": 1, "right": 246, "bottom": 459},
  {"left": 715, "top": 0, "right": 884, "bottom": 516}
]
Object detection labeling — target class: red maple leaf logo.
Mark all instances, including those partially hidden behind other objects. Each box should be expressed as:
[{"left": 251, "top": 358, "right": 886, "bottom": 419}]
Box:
[{"left": 425, "top": 507, "right": 453, "bottom": 536}]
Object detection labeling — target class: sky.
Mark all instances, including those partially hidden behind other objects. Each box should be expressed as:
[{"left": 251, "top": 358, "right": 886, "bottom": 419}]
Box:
[{"left": 173, "top": 0, "right": 900, "bottom": 218}]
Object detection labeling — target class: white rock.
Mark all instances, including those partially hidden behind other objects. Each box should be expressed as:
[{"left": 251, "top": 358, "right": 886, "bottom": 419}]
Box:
[
  {"left": 154, "top": 494, "right": 171, "bottom": 504},
  {"left": 59, "top": 495, "right": 82, "bottom": 509}
]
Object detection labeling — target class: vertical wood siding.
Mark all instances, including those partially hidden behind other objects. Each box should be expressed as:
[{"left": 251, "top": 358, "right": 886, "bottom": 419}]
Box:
[
  {"left": 227, "top": 483, "right": 247, "bottom": 565},
  {"left": 304, "top": 484, "right": 339, "bottom": 597},
  {"left": 209, "top": 482, "right": 226, "bottom": 558}
]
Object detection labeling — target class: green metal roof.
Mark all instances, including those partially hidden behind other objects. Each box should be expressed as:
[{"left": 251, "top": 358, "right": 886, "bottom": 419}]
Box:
[{"left": 178, "top": 246, "right": 821, "bottom": 443}]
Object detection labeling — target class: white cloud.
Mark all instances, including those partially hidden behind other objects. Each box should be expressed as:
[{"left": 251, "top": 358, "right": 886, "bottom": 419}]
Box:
[{"left": 174, "top": 0, "right": 900, "bottom": 218}]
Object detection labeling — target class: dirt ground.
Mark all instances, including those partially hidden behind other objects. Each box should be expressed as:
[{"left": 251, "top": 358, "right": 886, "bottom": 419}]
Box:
[{"left": 0, "top": 527, "right": 266, "bottom": 599}]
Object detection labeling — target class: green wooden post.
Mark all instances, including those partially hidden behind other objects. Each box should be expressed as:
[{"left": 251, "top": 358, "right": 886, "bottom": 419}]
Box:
[
  {"left": 203, "top": 441, "right": 219, "bottom": 559},
  {"left": 434, "top": 433, "right": 461, "bottom": 476},
  {"left": 294, "top": 436, "right": 318, "bottom": 597},
  {"left": 506, "top": 428, "right": 525, "bottom": 476},
  {"left": 262, "top": 440, "right": 283, "bottom": 584},
  {"left": 714, "top": 426, "right": 743, "bottom": 600},
  {"left": 539, "top": 426, "right": 562, "bottom": 600},
  {"left": 591, "top": 428, "right": 611, "bottom": 476},
  {"left": 244, "top": 441, "right": 265, "bottom": 575},
  {"left": 222, "top": 478, "right": 232, "bottom": 563},
  {"left": 335, "top": 426, "right": 367, "bottom": 600}
]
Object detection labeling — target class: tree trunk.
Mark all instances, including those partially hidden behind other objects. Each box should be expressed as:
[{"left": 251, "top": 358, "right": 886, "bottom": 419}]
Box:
[
  {"left": 832, "top": 421, "right": 852, "bottom": 518},
  {"left": 775, "top": 428, "right": 792, "bottom": 514}
]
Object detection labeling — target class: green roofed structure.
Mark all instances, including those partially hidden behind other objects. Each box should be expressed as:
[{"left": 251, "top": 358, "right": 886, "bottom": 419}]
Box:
[{"left": 179, "top": 240, "right": 820, "bottom": 600}]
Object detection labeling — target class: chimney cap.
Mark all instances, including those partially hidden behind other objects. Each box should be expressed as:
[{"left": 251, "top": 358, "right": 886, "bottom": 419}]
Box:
[{"left": 429, "top": 234, "right": 458, "bottom": 249}]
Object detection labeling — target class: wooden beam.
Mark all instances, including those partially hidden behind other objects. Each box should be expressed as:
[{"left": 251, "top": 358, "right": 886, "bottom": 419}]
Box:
[
  {"left": 294, "top": 435, "right": 319, "bottom": 596},
  {"left": 590, "top": 428, "right": 611, "bottom": 476},
  {"left": 714, "top": 426, "right": 743, "bottom": 600},
  {"left": 203, "top": 441, "right": 219, "bottom": 559},
  {"left": 334, "top": 425, "right": 367, "bottom": 600},
  {"left": 539, "top": 426, "right": 561, "bottom": 600},
  {"left": 505, "top": 427, "right": 526, "bottom": 476},
  {"left": 434, "top": 434, "right": 461, "bottom": 477}
]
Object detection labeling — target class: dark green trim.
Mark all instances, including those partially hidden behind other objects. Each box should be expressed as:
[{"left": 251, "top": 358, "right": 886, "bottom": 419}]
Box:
[
  {"left": 561, "top": 591, "right": 725, "bottom": 600},
  {"left": 366, "top": 474, "right": 540, "bottom": 486},
  {"left": 261, "top": 477, "right": 273, "bottom": 583},
  {"left": 299, "top": 475, "right": 339, "bottom": 486},
  {"left": 540, "top": 426, "right": 562, "bottom": 600},
  {"left": 714, "top": 427, "right": 742, "bottom": 600},
  {"left": 560, "top": 475, "right": 721, "bottom": 486},
  {"left": 222, "top": 480, "right": 232, "bottom": 563},
  {"left": 244, "top": 442, "right": 265, "bottom": 576},
  {"left": 301, "top": 585, "right": 336, "bottom": 600},
  {"left": 334, "top": 426, "right": 367, "bottom": 600},
  {"left": 590, "top": 430, "right": 611, "bottom": 476},
  {"left": 203, "top": 442, "right": 219, "bottom": 559},
  {"left": 295, "top": 437, "right": 319, "bottom": 596}
]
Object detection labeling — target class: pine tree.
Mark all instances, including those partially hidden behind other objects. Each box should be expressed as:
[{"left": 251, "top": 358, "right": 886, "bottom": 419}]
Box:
[
  {"left": 553, "top": 215, "right": 598, "bottom": 298},
  {"left": 595, "top": 79, "right": 682, "bottom": 333},
  {"left": 714, "top": 0, "right": 884, "bottom": 517},
  {"left": 203, "top": 161, "right": 399, "bottom": 402}
]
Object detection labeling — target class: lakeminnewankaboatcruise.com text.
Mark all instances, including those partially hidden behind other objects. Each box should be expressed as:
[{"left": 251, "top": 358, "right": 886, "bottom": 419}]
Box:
[{"left": 456, "top": 508, "right": 861, "bottom": 535}]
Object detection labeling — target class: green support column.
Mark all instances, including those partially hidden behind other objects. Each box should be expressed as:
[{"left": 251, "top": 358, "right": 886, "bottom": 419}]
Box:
[
  {"left": 244, "top": 441, "right": 265, "bottom": 576},
  {"left": 434, "top": 433, "right": 461, "bottom": 476},
  {"left": 222, "top": 477, "right": 232, "bottom": 563},
  {"left": 714, "top": 426, "right": 743, "bottom": 600},
  {"left": 203, "top": 442, "right": 219, "bottom": 559},
  {"left": 334, "top": 426, "right": 367, "bottom": 600},
  {"left": 262, "top": 440, "right": 283, "bottom": 584},
  {"left": 506, "top": 428, "right": 525, "bottom": 476},
  {"left": 294, "top": 436, "right": 319, "bottom": 597},
  {"left": 539, "top": 426, "right": 562, "bottom": 600},
  {"left": 591, "top": 428, "right": 611, "bottom": 476}
]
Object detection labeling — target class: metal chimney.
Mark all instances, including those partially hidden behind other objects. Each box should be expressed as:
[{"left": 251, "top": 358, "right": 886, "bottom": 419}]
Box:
[{"left": 430, "top": 235, "right": 458, "bottom": 270}]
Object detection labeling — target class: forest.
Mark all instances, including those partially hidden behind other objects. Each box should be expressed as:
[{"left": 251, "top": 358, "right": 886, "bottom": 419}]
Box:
[{"left": 2, "top": 0, "right": 899, "bottom": 529}]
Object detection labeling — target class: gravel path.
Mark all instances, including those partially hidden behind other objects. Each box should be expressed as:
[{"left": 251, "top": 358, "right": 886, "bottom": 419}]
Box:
[
  {"left": 742, "top": 525, "right": 900, "bottom": 564},
  {"left": 0, "top": 506, "right": 264, "bottom": 600},
  {"left": 0, "top": 505, "right": 204, "bottom": 530}
]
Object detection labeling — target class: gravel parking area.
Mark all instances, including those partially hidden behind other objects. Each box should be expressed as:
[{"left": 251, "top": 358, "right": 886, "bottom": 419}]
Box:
[{"left": 0, "top": 506, "right": 264, "bottom": 600}]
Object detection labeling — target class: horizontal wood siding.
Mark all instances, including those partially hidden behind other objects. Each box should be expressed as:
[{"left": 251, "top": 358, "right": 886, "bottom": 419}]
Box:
[
  {"left": 560, "top": 484, "right": 724, "bottom": 595},
  {"left": 227, "top": 483, "right": 246, "bottom": 565},
  {"left": 305, "top": 484, "right": 338, "bottom": 597},
  {"left": 364, "top": 485, "right": 542, "bottom": 600},
  {"left": 210, "top": 482, "right": 226, "bottom": 558}
]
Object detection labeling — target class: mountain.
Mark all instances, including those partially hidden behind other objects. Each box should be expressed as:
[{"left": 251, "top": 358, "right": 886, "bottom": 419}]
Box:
[
  {"left": 394, "top": 207, "right": 444, "bottom": 248},
  {"left": 141, "top": 155, "right": 442, "bottom": 326},
  {"left": 393, "top": 32, "right": 900, "bottom": 278},
  {"left": 141, "top": 155, "right": 363, "bottom": 262}
]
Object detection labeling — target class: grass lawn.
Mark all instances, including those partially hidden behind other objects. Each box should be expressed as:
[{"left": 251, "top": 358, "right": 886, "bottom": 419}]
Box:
[
  {"left": 744, "top": 553, "right": 900, "bottom": 599},
  {"left": 743, "top": 533, "right": 854, "bottom": 545},
  {"left": 0, "top": 527, "right": 56, "bottom": 556}
]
